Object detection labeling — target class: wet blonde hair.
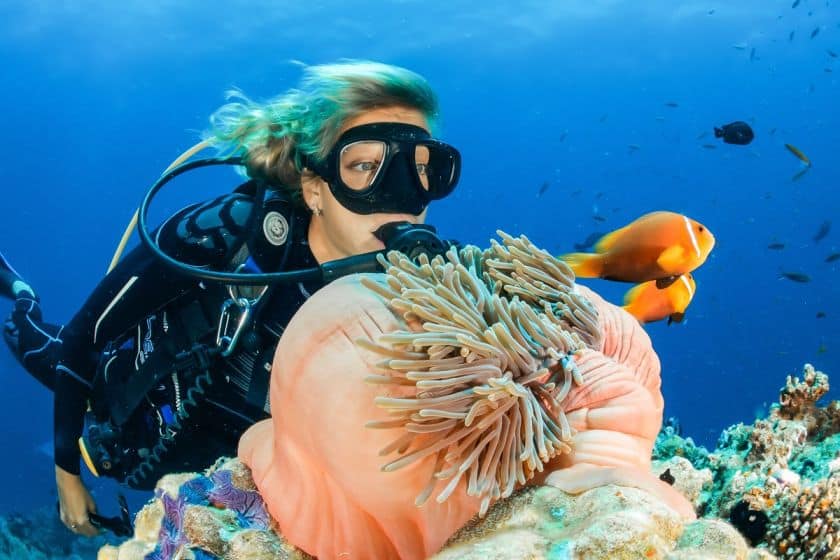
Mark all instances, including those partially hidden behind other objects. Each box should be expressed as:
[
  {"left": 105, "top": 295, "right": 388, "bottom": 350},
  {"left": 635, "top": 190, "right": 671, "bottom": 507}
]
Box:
[{"left": 206, "top": 60, "right": 440, "bottom": 206}]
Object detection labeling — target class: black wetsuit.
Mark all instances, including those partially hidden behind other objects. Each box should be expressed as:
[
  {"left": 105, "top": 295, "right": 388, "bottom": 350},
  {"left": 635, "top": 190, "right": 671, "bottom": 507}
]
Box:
[{"left": 4, "top": 185, "right": 322, "bottom": 488}]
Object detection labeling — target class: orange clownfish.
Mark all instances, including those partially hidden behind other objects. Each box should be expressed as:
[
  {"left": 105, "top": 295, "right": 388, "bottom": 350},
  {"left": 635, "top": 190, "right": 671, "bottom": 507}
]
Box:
[
  {"left": 622, "top": 273, "right": 696, "bottom": 325},
  {"left": 559, "top": 211, "right": 715, "bottom": 286}
]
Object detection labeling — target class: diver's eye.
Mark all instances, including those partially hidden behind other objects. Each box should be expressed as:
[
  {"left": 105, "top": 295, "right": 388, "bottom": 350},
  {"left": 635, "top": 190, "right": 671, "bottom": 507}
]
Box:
[{"left": 351, "top": 161, "right": 380, "bottom": 172}]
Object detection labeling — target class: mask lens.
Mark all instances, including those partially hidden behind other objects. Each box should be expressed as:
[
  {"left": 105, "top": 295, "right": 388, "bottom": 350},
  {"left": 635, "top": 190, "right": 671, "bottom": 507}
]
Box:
[
  {"left": 424, "top": 143, "right": 458, "bottom": 197},
  {"left": 339, "top": 141, "right": 386, "bottom": 191},
  {"left": 415, "top": 145, "right": 431, "bottom": 190}
]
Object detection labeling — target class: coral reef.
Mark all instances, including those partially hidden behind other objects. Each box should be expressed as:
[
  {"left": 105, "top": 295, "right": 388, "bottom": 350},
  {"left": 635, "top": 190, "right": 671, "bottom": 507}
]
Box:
[
  {"left": 97, "top": 458, "right": 309, "bottom": 560},
  {"left": 658, "top": 364, "right": 840, "bottom": 559},
  {"left": 0, "top": 504, "right": 114, "bottom": 559},
  {"left": 433, "top": 484, "right": 773, "bottom": 560}
]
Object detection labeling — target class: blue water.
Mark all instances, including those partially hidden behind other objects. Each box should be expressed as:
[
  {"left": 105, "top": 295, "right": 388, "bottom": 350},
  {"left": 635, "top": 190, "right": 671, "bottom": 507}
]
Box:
[{"left": 0, "top": 0, "right": 836, "bottom": 547}]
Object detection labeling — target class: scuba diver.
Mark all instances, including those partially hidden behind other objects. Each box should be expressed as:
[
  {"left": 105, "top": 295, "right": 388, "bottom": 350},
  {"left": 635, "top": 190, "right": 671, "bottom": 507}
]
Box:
[{"left": 0, "top": 60, "right": 461, "bottom": 537}]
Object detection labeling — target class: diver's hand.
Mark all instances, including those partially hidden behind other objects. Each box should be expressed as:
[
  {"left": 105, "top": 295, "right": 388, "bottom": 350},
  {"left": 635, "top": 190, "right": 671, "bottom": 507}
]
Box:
[{"left": 55, "top": 466, "right": 99, "bottom": 537}]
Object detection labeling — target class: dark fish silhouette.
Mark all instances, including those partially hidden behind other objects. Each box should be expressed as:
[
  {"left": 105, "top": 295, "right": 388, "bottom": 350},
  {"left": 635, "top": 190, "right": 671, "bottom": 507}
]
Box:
[
  {"left": 714, "top": 121, "right": 754, "bottom": 145},
  {"left": 538, "top": 181, "right": 550, "bottom": 196},
  {"left": 559, "top": 130, "right": 568, "bottom": 142},
  {"left": 828, "top": 50, "right": 839, "bottom": 58},
  {"left": 750, "top": 48, "right": 757, "bottom": 61},
  {"left": 779, "top": 271, "right": 811, "bottom": 283},
  {"left": 789, "top": 30, "right": 795, "bottom": 41},
  {"left": 813, "top": 221, "right": 831, "bottom": 242},
  {"left": 592, "top": 214, "right": 607, "bottom": 223},
  {"left": 767, "top": 242, "right": 786, "bottom": 250},
  {"left": 816, "top": 311, "right": 827, "bottom": 318},
  {"left": 665, "top": 101, "right": 679, "bottom": 108},
  {"left": 811, "top": 27, "right": 820, "bottom": 39},
  {"left": 573, "top": 231, "right": 605, "bottom": 251},
  {"left": 825, "top": 253, "right": 840, "bottom": 263},
  {"left": 702, "top": 144, "right": 717, "bottom": 150},
  {"left": 792, "top": 0, "right": 800, "bottom": 7},
  {"left": 769, "top": 127, "right": 777, "bottom": 135},
  {"left": 791, "top": 167, "right": 810, "bottom": 182}
]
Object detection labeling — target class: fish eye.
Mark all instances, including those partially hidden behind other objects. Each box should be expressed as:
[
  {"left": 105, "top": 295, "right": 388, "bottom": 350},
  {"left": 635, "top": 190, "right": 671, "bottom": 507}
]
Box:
[{"left": 698, "top": 226, "right": 705, "bottom": 232}]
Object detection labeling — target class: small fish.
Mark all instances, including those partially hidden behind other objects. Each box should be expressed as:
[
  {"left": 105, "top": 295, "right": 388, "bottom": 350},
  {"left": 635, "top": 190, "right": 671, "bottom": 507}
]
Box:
[
  {"left": 811, "top": 27, "right": 821, "bottom": 39},
  {"left": 825, "top": 253, "right": 840, "bottom": 262},
  {"left": 592, "top": 214, "right": 607, "bottom": 223},
  {"left": 813, "top": 220, "right": 831, "bottom": 242},
  {"left": 808, "top": 83, "right": 816, "bottom": 93},
  {"left": 655, "top": 116, "right": 666, "bottom": 122},
  {"left": 767, "top": 242, "right": 786, "bottom": 250},
  {"left": 817, "top": 343, "right": 828, "bottom": 354},
  {"left": 702, "top": 144, "right": 717, "bottom": 149},
  {"left": 749, "top": 47, "right": 757, "bottom": 61},
  {"left": 696, "top": 131, "right": 708, "bottom": 139},
  {"left": 659, "top": 468, "right": 676, "bottom": 485},
  {"left": 708, "top": 9, "right": 715, "bottom": 15},
  {"left": 779, "top": 271, "right": 811, "bottom": 282},
  {"left": 714, "top": 121, "right": 755, "bottom": 145},
  {"left": 623, "top": 273, "right": 697, "bottom": 325},
  {"left": 558, "top": 211, "right": 716, "bottom": 283},
  {"left": 559, "top": 129, "right": 568, "bottom": 142},
  {"left": 732, "top": 43, "right": 748, "bottom": 50},
  {"left": 599, "top": 114, "right": 608, "bottom": 123},
  {"left": 789, "top": 30, "right": 795, "bottom": 41},
  {"left": 769, "top": 127, "right": 777, "bottom": 135},
  {"left": 627, "top": 143, "right": 641, "bottom": 152},
  {"left": 791, "top": 167, "right": 811, "bottom": 182},
  {"left": 816, "top": 311, "right": 827, "bottom": 318},
  {"left": 785, "top": 143, "right": 812, "bottom": 166},
  {"left": 828, "top": 49, "right": 839, "bottom": 58},
  {"left": 665, "top": 101, "right": 679, "bottom": 108},
  {"left": 538, "top": 181, "right": 550, "bottom": 196},
  {"left": 792, "top": 0, "right": 801, "bottom": 7},
  {"left": 573, "top": 231, "right": 605, "bottom": 252}
]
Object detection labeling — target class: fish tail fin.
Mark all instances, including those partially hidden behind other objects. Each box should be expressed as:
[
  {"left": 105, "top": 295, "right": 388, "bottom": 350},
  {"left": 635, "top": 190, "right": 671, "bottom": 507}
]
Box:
[
  {"left": 713, "top": 127, "right": 723, "bottom": 138},
  {"left": 621, "top": 283, "right": 648, "bottom": 321},
  {"left": 667, "top": 312, "right": 685, "bottom": 325},
  {"left": 558, "top": 252, "right": 603, "bottom": 278}
]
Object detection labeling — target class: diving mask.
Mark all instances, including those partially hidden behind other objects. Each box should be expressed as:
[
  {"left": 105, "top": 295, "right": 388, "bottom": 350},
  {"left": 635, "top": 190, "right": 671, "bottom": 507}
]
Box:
[{"left": 303, "top": 122, "right": 461, "bottom": 215}]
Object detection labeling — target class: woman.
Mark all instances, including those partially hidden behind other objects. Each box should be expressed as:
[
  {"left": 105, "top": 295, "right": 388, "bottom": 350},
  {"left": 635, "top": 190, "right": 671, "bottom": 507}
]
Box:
[{"left": 1, "top": 60, "right": 461, "bottom": 536}]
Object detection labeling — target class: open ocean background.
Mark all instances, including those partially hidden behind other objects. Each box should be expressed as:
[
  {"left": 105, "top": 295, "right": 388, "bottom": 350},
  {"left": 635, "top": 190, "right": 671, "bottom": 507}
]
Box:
[{"left": 0, "top": 0, "right": 837, "bottom": 553}]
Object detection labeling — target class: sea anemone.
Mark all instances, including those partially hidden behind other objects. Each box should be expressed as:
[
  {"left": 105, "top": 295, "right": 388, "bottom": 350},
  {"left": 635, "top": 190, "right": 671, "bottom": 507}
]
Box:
[{"left": 359, "top": 231, "right": 602, "bottom": 515}]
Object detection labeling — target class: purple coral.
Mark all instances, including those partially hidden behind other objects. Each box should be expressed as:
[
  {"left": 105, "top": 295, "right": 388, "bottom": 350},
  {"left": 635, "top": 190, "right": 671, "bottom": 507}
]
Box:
[
  {"left": 208, "top": 469, "right": 271, "bottom": 530},
  {"left": 146, "top": 491, "right": 189, "bottom": 560}
]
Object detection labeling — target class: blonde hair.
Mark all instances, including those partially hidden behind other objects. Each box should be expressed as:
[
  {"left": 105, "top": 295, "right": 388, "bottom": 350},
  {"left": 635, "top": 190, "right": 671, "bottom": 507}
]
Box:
[{"left": 207, "top": 60, "right": 440, "bottom": 206}]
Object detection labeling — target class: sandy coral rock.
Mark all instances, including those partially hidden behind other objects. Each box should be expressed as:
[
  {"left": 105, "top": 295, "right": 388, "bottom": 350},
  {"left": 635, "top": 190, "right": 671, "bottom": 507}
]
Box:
[
  {"left": 434, "top": 484, "right": 687, "bottom": 559},
  {"left": 97, "top": 539, "right": 160, "bottom": 560},
  {"left": 132, "top": 498, "right": 165, "bottom": 544},
  {"left": 213, "top": 456, "right": 260, "bottom": 493},
  {"left": 226, "top": 529, "right": 315, "bottom": 560},
  {"left": 156, "top": 472, "right": 200, "bottom": 499},
  {"left": 670, "top": 518, "right": 752, "bottom": 559},
  {"left": 182, "top": 504, "right": 238, "bottom": 557}
]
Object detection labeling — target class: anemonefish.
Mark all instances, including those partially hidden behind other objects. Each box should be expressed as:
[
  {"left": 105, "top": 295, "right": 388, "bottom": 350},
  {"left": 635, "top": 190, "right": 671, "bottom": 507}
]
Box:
[
  {"left": 559, "top": 211, "right": 715, "bottom": 287},
  {"left": 622, "top": 273, "right": 696, "bottom": 325}
]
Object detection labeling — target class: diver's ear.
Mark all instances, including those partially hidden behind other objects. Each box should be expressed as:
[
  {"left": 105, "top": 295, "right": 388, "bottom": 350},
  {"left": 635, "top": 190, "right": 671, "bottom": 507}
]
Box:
[{"left": 300, "top": 172, "right": 323, "bottom": 213}]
